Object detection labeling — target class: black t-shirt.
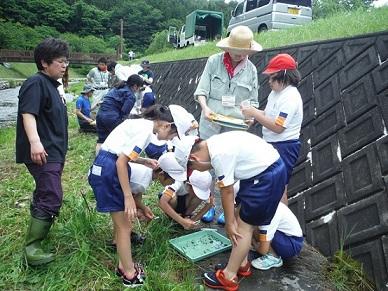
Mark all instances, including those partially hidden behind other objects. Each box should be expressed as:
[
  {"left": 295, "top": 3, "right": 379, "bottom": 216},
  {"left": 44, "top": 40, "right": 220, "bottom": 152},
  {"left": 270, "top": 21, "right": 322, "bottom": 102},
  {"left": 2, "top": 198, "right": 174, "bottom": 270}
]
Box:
[
  {"left": 138, "top": 69, "right": 154, "bottom": 81},
  {"left": 16, "top": 72, "right": 68, "bottom": 164}
]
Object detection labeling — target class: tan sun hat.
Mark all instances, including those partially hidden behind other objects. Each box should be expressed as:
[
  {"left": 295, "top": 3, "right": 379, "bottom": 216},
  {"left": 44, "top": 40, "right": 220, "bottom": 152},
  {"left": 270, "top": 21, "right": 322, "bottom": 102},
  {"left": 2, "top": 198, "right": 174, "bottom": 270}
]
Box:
[{"left": 217, "top": 26, "right": 262, "bottom": 54}]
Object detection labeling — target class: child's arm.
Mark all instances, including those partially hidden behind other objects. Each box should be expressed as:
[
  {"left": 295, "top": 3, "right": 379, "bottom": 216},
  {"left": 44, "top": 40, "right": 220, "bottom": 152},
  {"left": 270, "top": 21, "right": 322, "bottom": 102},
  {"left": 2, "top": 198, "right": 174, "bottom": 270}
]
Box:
[
  {"left": 133, "top": 193, "right": 154, "bottom": 221},
  {"left": 220, "top": 185, "right": 242, "bottom": 246},
  {"left": 159, "top": 189, "right": 197, "bottom": 230},
  {"left": 135, "top": 157, "right": 159, "bottom": 169},
  {"left": 117, "top": 153, "right": 137, "bottom": 220},
  {"left": 241, "top": 107, "right": 284, "bottom": 133}
]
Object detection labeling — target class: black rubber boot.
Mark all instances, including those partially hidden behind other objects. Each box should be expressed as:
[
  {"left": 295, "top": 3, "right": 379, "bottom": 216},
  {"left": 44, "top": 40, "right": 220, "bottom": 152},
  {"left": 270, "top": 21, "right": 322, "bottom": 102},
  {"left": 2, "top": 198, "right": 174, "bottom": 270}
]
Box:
[{"left": 24, "top": 216, "right": 55, "bottom": 266}]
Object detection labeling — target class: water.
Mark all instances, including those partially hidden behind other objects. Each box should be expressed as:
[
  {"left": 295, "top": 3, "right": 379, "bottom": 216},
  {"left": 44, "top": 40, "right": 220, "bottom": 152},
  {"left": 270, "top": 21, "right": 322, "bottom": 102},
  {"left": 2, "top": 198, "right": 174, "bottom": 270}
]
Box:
[{"left": 0, "top": 86, "right": 20, "bottom": 127}]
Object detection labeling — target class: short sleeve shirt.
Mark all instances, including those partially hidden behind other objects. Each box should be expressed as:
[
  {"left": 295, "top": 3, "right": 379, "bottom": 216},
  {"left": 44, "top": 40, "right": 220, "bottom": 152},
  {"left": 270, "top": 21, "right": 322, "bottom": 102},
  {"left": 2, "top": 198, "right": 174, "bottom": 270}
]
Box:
[
  {"left": 262, "top": 86, "right": 303, "bottom": 142},
  {"left": 16, "top": 72, "right": 68, "bottom": 163},
  {"left": 87, "top": 67, "right": 109, "bottom": 85},
  {"left": 258, "top": 202, "right": 303, "bottom": 242},
  {"left": 138, "top": 69, "right": 154, "bottom": 81},
  {"left": 76, "top": 95, "right": 91, "bottom": 118},
  {"left": 207, "top": 131, "right": 279, "bottom": 187},
  {"left": 101, "top": 119, "right": 154, "bottom": 159}
]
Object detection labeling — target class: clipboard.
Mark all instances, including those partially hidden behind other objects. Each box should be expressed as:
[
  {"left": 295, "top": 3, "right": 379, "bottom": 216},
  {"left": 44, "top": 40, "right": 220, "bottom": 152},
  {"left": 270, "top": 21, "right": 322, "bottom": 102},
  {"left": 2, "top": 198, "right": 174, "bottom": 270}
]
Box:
[{"left": 210, "top": 113, "right": 249, "bottom": 130}]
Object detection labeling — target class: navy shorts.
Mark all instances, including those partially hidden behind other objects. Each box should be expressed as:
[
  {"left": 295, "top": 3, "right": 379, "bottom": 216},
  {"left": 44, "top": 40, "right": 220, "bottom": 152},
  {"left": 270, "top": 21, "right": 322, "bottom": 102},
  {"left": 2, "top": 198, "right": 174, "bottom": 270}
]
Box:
[
  {"left": 96, "top": 112, "right": 121, "bottom": 143},
  {"left": 271, "top": 231, "right": 304, "bottom": 259},
  {"left": 144, "top": 142, "right": 167, "bottom": 160},
  {"left": 269, "top": 140, "right": 301, "bottom": 184},
  {"left": 236, "top": 158, "right": 287, "bottom": 226},
  {"left": 88, "top": 150, "right": 131, "bottom": 213}
]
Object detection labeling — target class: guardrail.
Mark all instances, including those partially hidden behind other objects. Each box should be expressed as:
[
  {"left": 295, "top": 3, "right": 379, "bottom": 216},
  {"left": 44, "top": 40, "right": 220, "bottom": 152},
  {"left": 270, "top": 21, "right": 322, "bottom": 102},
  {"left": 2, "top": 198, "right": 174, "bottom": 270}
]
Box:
[{"left": 0, "top": 49, "right": 117, "bottom": 64}]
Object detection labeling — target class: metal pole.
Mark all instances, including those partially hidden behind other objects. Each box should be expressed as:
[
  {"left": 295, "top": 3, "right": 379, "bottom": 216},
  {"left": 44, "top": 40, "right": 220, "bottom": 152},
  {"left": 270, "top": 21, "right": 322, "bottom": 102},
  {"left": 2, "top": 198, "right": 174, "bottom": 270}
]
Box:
[{"left": 120, "top": 18, "right": 123, "bottom": 60}]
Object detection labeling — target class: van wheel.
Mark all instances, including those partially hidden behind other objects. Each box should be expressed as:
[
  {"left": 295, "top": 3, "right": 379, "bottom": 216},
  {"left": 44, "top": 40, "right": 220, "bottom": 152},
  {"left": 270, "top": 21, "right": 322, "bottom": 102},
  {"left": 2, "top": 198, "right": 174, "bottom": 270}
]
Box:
[{"left": 258, "top": 25, "right": 268, "bottom": 33}]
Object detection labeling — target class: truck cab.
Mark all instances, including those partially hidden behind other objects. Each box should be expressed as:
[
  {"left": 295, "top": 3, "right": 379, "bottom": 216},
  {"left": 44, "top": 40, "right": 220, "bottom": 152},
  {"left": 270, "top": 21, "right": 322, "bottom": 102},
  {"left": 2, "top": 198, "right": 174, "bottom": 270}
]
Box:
[{"left": 168, "top": 10, "right": 224, "bottom": 49}]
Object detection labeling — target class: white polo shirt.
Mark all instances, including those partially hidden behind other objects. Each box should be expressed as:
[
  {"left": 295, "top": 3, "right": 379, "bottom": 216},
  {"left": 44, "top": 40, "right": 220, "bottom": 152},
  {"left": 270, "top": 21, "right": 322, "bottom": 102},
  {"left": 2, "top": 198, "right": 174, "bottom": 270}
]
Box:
[
  {"left": 207, "top": 131, "right": 279, "bottom": 187},
  {"left": 101, "top": 119, "right": 154, "bottom": 159},
  {"left": 258, "top": 202, "right": 303, "bottom": 242},
  {"left": 262, "top": 85, "right": 303, "bottom": 142}
]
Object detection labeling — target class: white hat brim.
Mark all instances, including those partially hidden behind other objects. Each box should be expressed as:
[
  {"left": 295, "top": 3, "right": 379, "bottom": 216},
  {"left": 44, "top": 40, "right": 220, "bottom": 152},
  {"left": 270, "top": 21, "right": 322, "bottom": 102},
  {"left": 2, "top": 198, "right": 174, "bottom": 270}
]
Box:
[
  {"left": 191, "top": 184, "right": 210, "bottom": 200},
  {"left": 168, "top": 170, "right": 187, "bottom": 182}
]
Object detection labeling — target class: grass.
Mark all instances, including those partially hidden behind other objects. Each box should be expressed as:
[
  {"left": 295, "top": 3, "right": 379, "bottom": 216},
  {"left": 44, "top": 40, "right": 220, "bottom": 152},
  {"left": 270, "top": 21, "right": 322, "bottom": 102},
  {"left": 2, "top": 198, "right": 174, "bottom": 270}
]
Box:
[
  {"left": 326, "top": 248, "right": 376, "bottom": 291},
  {"left": 145, "top": 7, "right": 388, "bottom": 63},
  {"left": 1, "top": 7, "right": 384, "bottom": 289},
  {"left": 0, "top": 63, "right": 88, "bottom": 80},
  {"left": 0, "top": 102, "right": 202, "bottom": 290}
]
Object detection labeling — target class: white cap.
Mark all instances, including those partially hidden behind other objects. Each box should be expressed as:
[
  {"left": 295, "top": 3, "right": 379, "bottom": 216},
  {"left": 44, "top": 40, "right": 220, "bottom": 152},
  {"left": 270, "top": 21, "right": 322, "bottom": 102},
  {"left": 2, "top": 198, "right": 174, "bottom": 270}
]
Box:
[
  {"left": 128, "top": 162, "right": 153, "bottom": 194},
  {"left": 172, "top": 135, "right": 197, "bottom": 169},
  {"left": 189, "top": 170, "right": 212, "bottom": 200},
  {"left": 169, "top": 105, "right": 195, "bottom": 139},
  {"left": 158, "top": 152, "right": 186, "bottom": 181}
]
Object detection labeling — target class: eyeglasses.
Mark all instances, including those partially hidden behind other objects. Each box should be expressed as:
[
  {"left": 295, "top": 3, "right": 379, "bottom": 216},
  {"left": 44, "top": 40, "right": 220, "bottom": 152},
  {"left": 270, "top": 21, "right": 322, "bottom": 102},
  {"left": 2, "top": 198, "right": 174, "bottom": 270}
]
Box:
[{"left": 54, "top": 59, "right": 70, "bottom": 66}]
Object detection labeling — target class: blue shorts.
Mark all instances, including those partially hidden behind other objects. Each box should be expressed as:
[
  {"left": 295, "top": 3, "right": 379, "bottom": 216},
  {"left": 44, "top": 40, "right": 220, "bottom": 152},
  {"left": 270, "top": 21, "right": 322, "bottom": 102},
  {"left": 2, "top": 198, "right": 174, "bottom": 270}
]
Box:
[
  {"left": 88, "top": 150, "right": 131, "bottom": 213},
  {"left": 144, "top": 142, "right": 167, "bottom": 160},
  {"left": 269, "top": 140, "right": 301, "bottom": 184},
  {"left": 236, "top": 158, "right": 287, "bottom": 226},
  {"left": 271, "top": 231, "right": 304, "bottom": 259}
]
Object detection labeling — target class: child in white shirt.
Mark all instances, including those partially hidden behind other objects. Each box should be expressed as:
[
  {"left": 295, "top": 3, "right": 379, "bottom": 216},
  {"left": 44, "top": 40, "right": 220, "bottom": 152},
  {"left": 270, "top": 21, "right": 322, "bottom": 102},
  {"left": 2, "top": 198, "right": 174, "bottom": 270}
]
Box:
[{"left": 188, "top": 131, "right": 287, "bottom": 290}]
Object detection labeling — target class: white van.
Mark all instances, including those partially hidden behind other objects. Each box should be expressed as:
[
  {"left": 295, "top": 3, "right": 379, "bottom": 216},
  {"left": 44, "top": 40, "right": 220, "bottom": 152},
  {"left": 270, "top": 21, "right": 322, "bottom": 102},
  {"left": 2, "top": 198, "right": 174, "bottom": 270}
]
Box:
[{"left": 227, "top": 0, "right": 312, "bottom": 34}]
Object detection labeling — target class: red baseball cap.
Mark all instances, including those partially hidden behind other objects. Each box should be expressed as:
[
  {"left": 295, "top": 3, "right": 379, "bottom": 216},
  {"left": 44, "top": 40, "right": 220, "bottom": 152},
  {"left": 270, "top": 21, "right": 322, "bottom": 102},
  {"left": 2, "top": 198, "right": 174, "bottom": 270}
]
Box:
[{"left": 262, "top": 53, "right": 297, "bottom": 74}]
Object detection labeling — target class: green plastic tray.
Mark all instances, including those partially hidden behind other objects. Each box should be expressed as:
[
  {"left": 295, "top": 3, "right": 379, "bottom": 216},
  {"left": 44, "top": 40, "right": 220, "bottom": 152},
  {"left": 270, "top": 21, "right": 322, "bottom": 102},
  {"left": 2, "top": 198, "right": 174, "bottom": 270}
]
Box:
[{"left": 169, "top": 229, "right": 232, "bottom": 262}]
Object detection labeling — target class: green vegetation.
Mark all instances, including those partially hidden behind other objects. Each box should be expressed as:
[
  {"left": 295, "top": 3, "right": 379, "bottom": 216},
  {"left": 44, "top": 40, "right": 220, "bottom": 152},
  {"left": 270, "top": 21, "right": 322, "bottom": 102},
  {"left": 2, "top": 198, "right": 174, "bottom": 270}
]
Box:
[
  {"left": 145, "top": 7, "right": 388, "bottom": 63},
  {"left": 0, "top": 102, "right": 202, "bottom": 290},
  {"left": 0, "top": 63, "right": 88, "bottom": 81},
  {"left": 3, "top": 6, "right": 386, "bottom": 80},
  {"left": 0, "top": 0, "right": 236, "bottom": 54},
  {"left": 326, "top": 248, "right": 375, "bottom": 291}
]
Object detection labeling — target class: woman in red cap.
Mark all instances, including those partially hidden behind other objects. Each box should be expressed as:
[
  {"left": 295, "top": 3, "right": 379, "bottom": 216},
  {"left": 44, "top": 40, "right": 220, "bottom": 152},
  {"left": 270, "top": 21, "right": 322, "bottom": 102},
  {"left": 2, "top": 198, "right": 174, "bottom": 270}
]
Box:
[{"left": 241, "top": 53, "right": 303, "bottom": 204}]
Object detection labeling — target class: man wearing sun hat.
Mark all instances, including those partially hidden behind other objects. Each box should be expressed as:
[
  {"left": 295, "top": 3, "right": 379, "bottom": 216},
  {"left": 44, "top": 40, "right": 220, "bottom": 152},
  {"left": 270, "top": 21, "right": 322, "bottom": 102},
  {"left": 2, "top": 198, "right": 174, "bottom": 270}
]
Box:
[
  {"left": 138, "top": 60, "right": 154, "bottom": 86},
  {"left": 193, "top": 25, "right": 262, "bottom": 225},
  {"left": 194, "top": 25, "right": 262, "bottom": 140},
  {"left": 75, "top": 84, "right": 97, "bottom": 133}
]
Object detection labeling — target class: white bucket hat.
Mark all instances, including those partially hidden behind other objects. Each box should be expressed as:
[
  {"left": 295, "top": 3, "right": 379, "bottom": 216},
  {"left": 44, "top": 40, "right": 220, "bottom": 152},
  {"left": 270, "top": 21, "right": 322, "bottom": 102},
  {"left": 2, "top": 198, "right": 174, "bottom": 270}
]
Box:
[
  {"left": 158, "top": 152, "right": 186, "bottom": 181},
  {"left": 172, "top": 135, "right": 198, "bottom": 169},
  {"left": 217, "top": 25, "right": 262, "bottom": 55},
  {"left": 189, "top": 170, "right": 212, "bottom": 200},
  {"left": 169, "top": 105, "right": 196, "bottom": 139},
  {"left": 128, "top": 162, "right": 153, "bottom": 194}
]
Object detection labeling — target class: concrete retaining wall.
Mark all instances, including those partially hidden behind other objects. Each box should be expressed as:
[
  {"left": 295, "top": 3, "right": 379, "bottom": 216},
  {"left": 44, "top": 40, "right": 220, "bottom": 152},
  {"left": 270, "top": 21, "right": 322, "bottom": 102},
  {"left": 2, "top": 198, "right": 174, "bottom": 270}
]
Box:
[{"left": 151, "top": 31, "right": 388, "bottom": 290}]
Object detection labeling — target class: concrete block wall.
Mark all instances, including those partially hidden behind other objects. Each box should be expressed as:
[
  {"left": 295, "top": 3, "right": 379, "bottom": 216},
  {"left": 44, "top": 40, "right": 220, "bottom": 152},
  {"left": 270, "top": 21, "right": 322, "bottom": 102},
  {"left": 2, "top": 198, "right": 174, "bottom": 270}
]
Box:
[{"left": 152, "top": 31, "right": 388, "bottom": 290}]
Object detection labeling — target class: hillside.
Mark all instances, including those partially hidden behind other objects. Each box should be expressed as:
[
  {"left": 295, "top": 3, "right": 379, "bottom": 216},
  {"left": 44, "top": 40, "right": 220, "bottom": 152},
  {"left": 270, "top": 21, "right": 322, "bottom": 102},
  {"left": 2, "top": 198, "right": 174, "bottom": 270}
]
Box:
[
  {"left": 146, "top": 7, "right": 388, "bottom": 63},
  {"left": 0, "top": 7, "right": 387, "bottom": 80}
]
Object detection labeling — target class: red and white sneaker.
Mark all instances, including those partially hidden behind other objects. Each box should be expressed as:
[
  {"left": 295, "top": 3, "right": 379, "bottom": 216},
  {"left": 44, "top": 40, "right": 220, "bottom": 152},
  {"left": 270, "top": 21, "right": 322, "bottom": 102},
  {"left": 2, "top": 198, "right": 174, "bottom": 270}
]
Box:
[
  {"left": 214, "top": 261, "right": 252, "bottom": 277},
  {"left": 203, "top": 269, "right": 239, "bottom": 291}
]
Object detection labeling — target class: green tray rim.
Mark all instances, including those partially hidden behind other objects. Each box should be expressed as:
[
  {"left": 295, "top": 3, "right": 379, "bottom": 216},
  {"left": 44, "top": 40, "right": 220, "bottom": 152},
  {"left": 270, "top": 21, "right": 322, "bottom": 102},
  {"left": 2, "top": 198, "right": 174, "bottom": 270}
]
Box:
[{"left": 169, "top": 229, "right": 232, "bottom": 262}]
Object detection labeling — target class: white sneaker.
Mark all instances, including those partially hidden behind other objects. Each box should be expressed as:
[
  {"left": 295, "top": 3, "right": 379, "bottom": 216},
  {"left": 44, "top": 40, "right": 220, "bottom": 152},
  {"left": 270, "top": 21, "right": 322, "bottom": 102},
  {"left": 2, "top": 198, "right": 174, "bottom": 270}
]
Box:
[{"left": 251, "top": 253, "right": 283, "bottom": 270}]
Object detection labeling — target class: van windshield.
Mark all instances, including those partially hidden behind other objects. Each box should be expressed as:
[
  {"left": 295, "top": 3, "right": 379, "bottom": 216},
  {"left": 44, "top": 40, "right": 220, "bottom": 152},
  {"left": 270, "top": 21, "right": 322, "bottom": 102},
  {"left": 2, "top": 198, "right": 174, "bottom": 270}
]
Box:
[{"left": 276, "top": 0, "right": 312, "bottom": 7}]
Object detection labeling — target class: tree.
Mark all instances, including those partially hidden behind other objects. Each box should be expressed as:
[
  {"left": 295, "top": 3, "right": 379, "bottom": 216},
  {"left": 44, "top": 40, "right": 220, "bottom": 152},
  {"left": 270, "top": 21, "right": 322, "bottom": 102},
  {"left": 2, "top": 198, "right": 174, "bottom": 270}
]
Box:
[{"left": 145, "top": 30, "right": 174, "bottom": 55}]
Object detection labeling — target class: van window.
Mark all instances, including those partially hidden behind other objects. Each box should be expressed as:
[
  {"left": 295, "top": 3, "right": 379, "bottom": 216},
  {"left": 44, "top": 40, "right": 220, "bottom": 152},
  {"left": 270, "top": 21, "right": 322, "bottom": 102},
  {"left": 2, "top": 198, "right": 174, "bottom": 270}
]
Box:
[
  {"left": 246, "top": 0, "right": 258, "bottom": 12},
  {"left": 235, "top": 1, "right": 244, "bottom": 16},
  {"left": 258, "top": 0, "right": 270, "bottom": 7},
  {"left": 275, "top": 0, "right": 312, "bottom": 7}
]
